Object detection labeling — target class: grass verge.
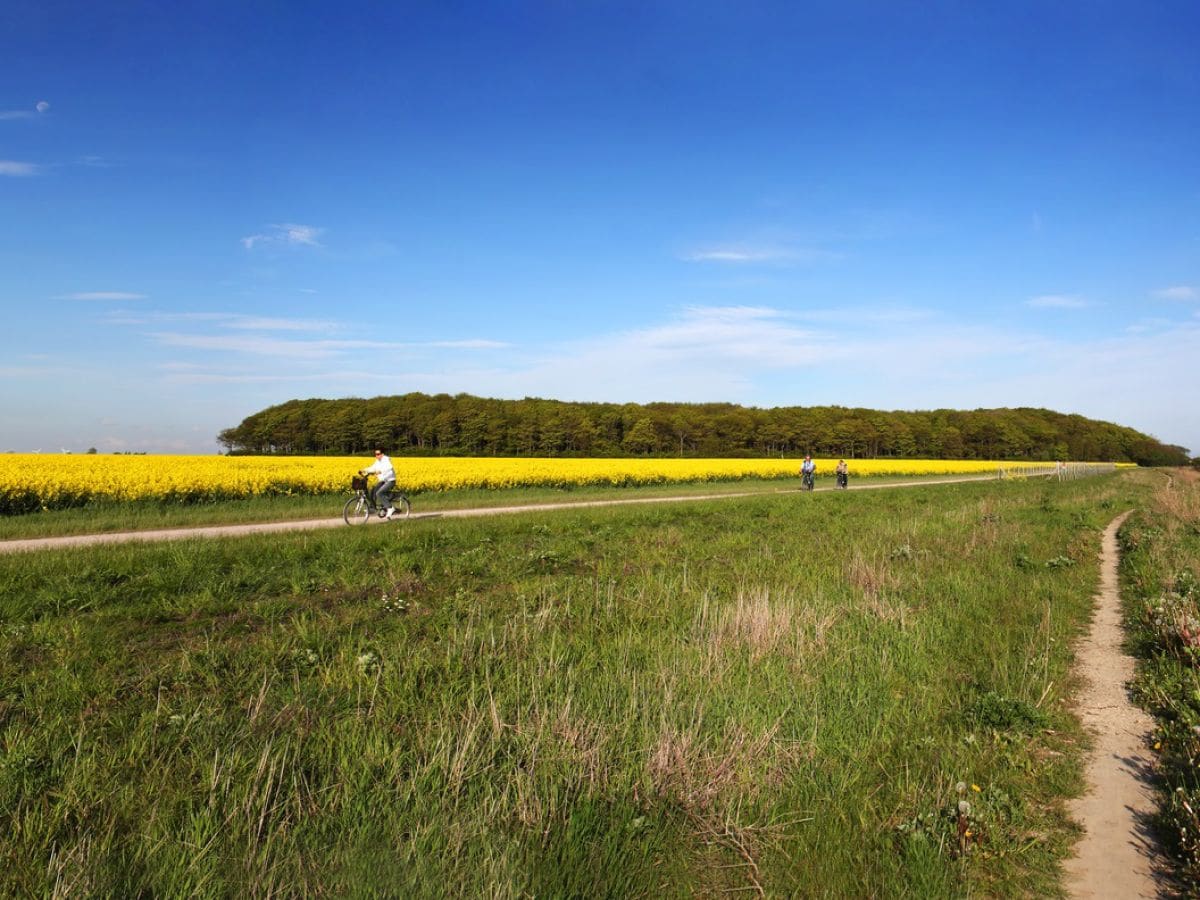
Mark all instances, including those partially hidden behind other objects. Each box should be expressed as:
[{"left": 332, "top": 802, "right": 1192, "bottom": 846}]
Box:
[{"left": 1120, "top": 469, "right": 1200, "bottom": 889}]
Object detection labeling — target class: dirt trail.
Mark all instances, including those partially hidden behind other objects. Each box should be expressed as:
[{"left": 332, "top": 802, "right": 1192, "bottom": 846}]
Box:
[
  {"left": 1064, "top": 511, "right": 1165, "bottom": 898},
  {"left": 0, "top": 475, "right": 991, "bottom": 555}
]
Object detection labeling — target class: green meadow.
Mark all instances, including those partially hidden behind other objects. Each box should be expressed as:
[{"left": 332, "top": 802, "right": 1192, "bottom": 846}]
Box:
[{"left": 0, "top": 472, "right": 1158, "bottom": 896}]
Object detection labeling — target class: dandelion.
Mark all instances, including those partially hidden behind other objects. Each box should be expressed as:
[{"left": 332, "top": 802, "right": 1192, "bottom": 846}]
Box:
[
  {"left": 956, "top": 781, "right": 967, "bottom": 794},
  {"left": 382, "top": 594, "right": 410, "bottom": 614},
  {"left": 291, "top": 648, "right": 319, "bottom": 667},
  {"left": 958, "top": 800, "right": 971, "bottom": 816}
]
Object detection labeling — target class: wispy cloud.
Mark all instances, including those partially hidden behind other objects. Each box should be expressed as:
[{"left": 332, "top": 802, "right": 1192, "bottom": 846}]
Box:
[
  {"left": 159, "top": 365, "right": 372, "bottom": 385},
  {"left": 222, "top": 315, "right": 338, "bottom": 332},
  {"left": 0, "top": 101, "right": 48, "bottom": 121},
  {"left": 40, "top": 300, "right": 1200, "bottom": 454},
  {"left": 151, "top": 333, "right": 350, "bottom": 359},
  {"left": 1026, "top": 294, "right": 1088, "bottom": 309},
  {"left": 683, "top": 248, "right": 783, "bottom": 263},
  {"left": 242, "top": 223, "right": 324, "bottom": 250},
  {"left": 0, "top": 160, "right": 39, "bottom": 177},
  {"left": 104, "top": 310, "right": 338, "bottom": 332},
  {"left": 1155, "top": 285, "right": 1198, "bottom": 302},
  {"left": 0, "top": 364, "right": 72, "bottom": 378},
  {"left": 681, "top": 244, "right": 836, "bottom": 265},
  {"left": 146, "top": 330, "right": 508, "bottom": 359},
  {"left": 430, "top": 339, "right": 509, "bottom": 349},
  {"left": 396, "top": 304, "right": 1194, "bottom": 451},
  {"left": 58, "top": 291, "right": 148, "bottom": 301}
]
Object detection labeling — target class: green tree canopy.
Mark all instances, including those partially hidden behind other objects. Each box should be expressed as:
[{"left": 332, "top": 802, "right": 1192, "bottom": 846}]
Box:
[{"left": 216, "top": 393, "right": 1189, "bottom": 466}]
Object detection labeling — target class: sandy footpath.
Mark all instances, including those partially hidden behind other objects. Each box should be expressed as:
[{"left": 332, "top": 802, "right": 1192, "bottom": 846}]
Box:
[{"left": 1064, "top": 511, "right": 1165, "bottom": 898}]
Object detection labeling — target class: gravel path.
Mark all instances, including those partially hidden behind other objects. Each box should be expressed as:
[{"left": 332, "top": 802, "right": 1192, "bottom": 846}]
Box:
[
  {"left": 0, "top": 476, "right": 991, "bottom": 555},
  {"left": 1064, "top": 511, "right": 1165, "bottom": 898}
]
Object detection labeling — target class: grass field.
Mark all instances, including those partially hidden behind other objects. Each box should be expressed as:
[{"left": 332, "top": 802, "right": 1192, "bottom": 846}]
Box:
[{"left": 0, "top": 471, "right": 1156, "bottom": 896}]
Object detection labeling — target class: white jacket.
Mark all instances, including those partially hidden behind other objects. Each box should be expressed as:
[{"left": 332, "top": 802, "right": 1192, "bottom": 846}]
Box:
[{"left": 363, "top": 454, "right": 395, "bottom": 482}]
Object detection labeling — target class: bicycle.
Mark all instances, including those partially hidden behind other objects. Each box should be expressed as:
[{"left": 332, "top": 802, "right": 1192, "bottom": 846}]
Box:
[
  {"left": 836, "top": 472, "right": 848, "bottom": 490},
  {"left": 344, "top": 474, "right": 411, "bottom": 525},
  {"left": 801, "top": 470, "right": 816, "bottom": 491}
]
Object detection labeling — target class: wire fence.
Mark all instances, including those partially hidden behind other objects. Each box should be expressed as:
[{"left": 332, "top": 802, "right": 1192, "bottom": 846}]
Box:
[{"left": 997, "top": 462, "right": 1117, "bottom": 481}]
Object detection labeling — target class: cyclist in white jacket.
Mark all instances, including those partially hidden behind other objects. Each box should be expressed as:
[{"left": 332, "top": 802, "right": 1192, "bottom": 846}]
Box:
[{"left": 360, "top": 448, "right": 398, "bottom": 519}]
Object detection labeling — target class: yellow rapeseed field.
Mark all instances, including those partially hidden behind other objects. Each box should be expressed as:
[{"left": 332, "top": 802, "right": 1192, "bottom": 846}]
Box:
[{"left": 0, "top": 453, "right": 1125, "bottom": 513}]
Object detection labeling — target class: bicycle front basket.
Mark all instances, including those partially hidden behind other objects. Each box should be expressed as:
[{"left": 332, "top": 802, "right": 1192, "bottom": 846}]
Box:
[{"left": 351, "top": 475, "right": 368, "bottom": 491}]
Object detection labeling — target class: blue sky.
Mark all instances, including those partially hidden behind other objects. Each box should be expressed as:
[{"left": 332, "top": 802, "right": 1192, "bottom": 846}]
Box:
[{"left": 2, "top": 1, "right": 1198, "bottom": 455}]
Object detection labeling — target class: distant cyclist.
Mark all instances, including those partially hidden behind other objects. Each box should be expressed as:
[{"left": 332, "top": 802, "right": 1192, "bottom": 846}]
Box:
[
  {"left": 836, "top": 459, "right": 849, "bottom": 489},
  {"left": 801, "top": 455, "right": 816, "bottom": 491},
  {"left": 359, "top": 448, "right": 399, "bottom": 519}
]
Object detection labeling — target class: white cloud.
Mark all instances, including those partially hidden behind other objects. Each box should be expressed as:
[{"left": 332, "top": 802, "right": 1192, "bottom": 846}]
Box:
[
  {"left": 794, "top": 305, "right": 933, "bottom": 326},
  {"left": 104, "top": 310, "right": 338, "bottom": 331},
  {"left": 0, "top": 160, "right": 39, "bottom": 176},
  {"left": 1154, "top": 285, "right": 1198, "bottom": 302},
  {"left": 58, "top": 291, "right": 148, "bottom": 301},
  {"left": 18, "top": 299, "right": 1200, "bottom": 454},
  {"left": 150, "top": 332, "right": 348, "bottom": 359},
  {"left": 0, "top": 365, "right": 69, "bottom": 378},
  {"left": 147, "top": 330, "right": 507, "bottom": 359},
  {"left": 430, "top": 339, "right": 510, "bottom": 349},
  {"left": 684, "top": 249, "right": 783, "bottom": 263},
  {"left": 416, "top": 304, "right": 1194, "bottom": 450},
  {"left": 220, "top": 315, "right": 338, "bottom": 332},
  {"left": 242, "top": 223, "right": 324, "bottom": 250},
  {"left": 1026, "top": 294, "right": 1088, "bottom": 309},
  {"left": 160, "top": 366, "right": 373, "bottom": 385},
  {"left": 0, "top": 103, "right": 46, "bottom": 120},
  {"left": 681, "top": 245, "right": 836, "bottom": 264}
]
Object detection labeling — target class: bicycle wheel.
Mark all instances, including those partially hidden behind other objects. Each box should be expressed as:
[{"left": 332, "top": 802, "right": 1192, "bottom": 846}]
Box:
[
  {"left": 343, "top": 495, "right": 370, "bottom": 526},
  {"left": 393, "top": 495, "right": 411, "bottom": 518}
]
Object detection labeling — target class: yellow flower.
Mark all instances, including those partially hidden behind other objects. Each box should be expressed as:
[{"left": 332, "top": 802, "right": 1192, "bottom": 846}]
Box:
[{"left": 0, "top": 454, "right": 1121, "bottom": 510}]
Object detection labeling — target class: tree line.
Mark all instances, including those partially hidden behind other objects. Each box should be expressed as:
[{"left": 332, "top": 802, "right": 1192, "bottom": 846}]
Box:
[{"left": 216, "top": 393, "right": 1189, "bottom": 466}]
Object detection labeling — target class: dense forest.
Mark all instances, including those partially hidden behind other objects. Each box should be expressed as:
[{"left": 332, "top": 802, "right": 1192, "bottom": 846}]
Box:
[{"left": 217, "top": 393, "right": 1189, "bottom": 466}]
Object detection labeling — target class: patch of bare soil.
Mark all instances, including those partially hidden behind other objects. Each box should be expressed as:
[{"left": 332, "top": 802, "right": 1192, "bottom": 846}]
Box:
[{"left": 1064, "top": 511, "right": 1167, "bottom": 898}]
